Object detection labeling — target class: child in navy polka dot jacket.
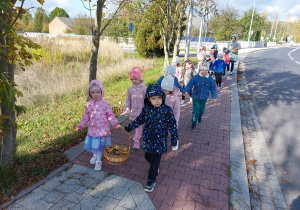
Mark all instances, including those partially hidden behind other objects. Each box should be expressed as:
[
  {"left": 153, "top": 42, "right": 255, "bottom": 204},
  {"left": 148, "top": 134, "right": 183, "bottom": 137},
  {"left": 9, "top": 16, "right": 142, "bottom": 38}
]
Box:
[{"left": 124, "top": 84, "right": 178, "bottom": 192}]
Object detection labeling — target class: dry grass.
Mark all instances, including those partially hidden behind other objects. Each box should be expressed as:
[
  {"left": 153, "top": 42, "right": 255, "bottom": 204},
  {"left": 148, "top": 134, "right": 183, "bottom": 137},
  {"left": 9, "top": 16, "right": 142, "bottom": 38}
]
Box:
[{"left": 15, "top": 36, "right": 155, "bottom": 105}]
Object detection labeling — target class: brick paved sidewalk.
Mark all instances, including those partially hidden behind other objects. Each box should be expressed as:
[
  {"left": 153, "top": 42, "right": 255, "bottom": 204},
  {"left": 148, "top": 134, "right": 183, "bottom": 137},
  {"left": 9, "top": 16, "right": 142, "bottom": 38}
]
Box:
[{"left": 73, "top": 78, "right": 232, "bottom": 210}]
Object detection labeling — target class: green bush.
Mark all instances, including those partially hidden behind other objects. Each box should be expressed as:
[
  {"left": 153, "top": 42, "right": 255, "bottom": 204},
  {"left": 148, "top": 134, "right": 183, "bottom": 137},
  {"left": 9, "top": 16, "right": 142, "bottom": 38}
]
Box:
[{"left": 134, "top": 20, "right": 164, "bottom": 58}]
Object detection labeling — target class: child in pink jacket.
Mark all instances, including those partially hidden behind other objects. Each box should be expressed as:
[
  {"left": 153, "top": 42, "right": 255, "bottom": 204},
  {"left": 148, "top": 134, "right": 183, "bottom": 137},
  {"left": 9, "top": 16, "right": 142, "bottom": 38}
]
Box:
[
  {"left": 161, "top": 75, "right": 180, "bottom": 151},
  {"left": 197, "top": 45, "right": 206, "bottom": 70},
  {"left": 124, "top": 67, "right": 147, "bottom": 149},
  {"left": 172, "top": 56, "right": 183, "bottom": 83},
  {"left": 78, "top": 79, "right": 121, "bottom": 171},
  {"left": 161, "top": 75, "right": 181, "bottom": 127}
]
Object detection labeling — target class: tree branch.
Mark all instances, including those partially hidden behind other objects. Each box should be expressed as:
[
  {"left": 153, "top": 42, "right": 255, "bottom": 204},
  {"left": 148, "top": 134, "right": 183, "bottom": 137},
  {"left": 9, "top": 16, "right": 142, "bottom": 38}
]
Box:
[
  {"left": 99, "top": 0, "right": 126, "bottom": 35},
  {"left": 9, "top": 0, "right": 25, "bottom": 27}
]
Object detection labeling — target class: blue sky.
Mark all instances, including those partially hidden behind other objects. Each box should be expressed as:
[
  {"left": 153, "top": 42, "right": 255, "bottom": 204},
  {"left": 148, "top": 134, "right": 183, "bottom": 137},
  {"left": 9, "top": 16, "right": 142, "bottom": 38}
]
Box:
[{"left": 18, "top": 0, "right": 300, "bottom": 22}]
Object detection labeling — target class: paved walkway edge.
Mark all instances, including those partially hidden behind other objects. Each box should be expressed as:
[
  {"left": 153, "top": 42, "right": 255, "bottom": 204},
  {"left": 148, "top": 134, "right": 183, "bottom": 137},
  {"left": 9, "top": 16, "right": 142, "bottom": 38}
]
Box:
[
  {"left": 0, "top": 113, "right": 128, "bottom": 209},
  {"left": 229, "top": 62, "right": 251, "bottom": 209}
]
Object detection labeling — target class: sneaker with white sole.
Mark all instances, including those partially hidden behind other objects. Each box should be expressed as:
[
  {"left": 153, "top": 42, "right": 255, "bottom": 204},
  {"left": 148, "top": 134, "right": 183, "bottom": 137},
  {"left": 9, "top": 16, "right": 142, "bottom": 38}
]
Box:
[
  {"left": 133, "top": 142, "right": 140, "bottom": 149},
  {"left": 144, "top": 181, "right": 156, "bottom": 192},
  {"left": 180, "top": 100, "right": 185, "bottom": 105},
  {"left": 230, "top": 72, "right": 232, "bottom": 75},
  {"left": 94, "top": 161, "right": 102, "bottom": 171},
  {"left": 90, "top": 154, "right": 96, "bottom": 164},
  {"left": 172, "top": 140, "right": 179, "bottom": 150}
]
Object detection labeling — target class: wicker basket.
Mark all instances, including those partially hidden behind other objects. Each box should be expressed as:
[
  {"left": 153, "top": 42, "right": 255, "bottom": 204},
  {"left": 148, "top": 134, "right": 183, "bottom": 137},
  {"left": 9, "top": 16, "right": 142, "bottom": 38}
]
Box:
[{"left": 103, "top": 126, "right": 131, "bottom": 165}]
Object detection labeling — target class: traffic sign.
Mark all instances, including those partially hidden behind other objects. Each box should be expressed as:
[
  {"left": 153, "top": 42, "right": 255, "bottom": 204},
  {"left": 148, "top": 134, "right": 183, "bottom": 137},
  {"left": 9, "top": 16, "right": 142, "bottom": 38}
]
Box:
[{"left": 129, "top": 23, "right": 133, "bottom": 32}]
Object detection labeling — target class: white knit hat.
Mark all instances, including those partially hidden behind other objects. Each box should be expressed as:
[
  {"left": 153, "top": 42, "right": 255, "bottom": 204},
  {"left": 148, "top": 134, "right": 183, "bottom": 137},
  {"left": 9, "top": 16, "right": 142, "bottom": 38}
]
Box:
[
  {"left": 161, "top": 75, "right": 174, "bottom": 91},
  {"left": 165, "top": 65, "right": 176, "bottom": 77},
  {"left": 172, "top": 56, "right": 180, "bottom": 63}
]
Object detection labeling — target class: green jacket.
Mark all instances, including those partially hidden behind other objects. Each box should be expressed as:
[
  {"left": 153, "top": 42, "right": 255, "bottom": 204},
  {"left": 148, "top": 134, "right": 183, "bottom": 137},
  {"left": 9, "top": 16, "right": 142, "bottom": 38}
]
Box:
[{"left": 229, "top": 34, "right": 238, "bottom": 62}]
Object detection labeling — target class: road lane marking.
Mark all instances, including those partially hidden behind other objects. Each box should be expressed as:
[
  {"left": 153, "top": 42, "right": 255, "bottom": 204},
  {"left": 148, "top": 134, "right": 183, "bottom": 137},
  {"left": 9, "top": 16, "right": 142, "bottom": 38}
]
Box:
[{"left": 288, "top": 48, "right": 300, "bottom": 65}]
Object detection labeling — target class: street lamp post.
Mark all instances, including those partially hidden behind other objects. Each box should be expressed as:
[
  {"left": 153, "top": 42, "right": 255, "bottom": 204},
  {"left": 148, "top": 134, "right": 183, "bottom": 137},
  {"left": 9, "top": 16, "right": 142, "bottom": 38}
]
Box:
[
  {"left": 248, "top": 0, "right": 256, "bottom": 46},
  {"left": 184, "top": 0, "right": 193, "bottom": 61}
]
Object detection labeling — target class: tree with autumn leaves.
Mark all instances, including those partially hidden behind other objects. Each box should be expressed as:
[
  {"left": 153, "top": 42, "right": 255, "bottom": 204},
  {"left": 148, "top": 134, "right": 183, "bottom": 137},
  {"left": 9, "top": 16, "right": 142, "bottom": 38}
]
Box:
[{"left": 0, "top": 0, "right": 43, "bottom": 167}]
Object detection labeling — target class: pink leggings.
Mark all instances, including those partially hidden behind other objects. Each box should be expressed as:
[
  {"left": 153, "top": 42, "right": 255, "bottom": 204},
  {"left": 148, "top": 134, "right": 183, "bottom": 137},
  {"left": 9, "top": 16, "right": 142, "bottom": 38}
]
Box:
[{"left": 133, "top": 125, "right": 142, "bottom": 142}]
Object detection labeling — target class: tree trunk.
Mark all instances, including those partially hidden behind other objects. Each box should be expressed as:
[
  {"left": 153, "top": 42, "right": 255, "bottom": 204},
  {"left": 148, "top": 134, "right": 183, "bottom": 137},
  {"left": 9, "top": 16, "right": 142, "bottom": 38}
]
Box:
[
  {"left": 163, "top": 35, "right": 170, "bottom": 73},
  {"left": 173, "top": 1, "right": 186, "bottom": 59},
  {"left": 88, "top": 0, "right": 104, "bottom": 83},
  {"left": 0, "top": 33, "right": 16, "bottom": 168}
]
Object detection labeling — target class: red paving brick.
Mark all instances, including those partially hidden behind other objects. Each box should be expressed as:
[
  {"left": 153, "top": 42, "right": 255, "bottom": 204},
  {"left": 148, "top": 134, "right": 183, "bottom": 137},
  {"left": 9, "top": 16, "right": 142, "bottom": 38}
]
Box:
[{"left": 72, "top": 78, "right": 231, "bottom": 209}]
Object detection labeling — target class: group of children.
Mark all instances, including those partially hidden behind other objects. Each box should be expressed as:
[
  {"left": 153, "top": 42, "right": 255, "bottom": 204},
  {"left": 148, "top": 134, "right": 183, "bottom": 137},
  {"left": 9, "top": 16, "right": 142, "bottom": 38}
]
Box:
[
  {"left": 78, "top": 54, "right": 219, "bottom": 192},
  {"left": 197, "top": 44, "right": 235, "bottom": 88}
]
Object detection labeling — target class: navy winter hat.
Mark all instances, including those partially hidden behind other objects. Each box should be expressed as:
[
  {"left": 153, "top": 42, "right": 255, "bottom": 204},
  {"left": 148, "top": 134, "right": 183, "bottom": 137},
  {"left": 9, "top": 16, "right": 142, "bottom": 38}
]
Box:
[{"left": 144, "top": 84, "right": 166, "bottom": 107}]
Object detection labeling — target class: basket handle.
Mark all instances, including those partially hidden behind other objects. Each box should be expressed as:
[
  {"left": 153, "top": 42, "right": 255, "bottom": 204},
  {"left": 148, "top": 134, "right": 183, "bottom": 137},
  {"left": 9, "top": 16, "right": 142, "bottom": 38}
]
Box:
[{"left": 105, "top": 126, "right": 132, "bottom": 153}]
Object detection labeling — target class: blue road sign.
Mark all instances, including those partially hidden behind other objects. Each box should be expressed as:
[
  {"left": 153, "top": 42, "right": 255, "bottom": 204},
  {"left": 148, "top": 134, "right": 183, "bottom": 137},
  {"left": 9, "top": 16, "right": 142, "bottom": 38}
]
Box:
[{"left": 129, "top": 23, "right": 133, "bottom": 32}]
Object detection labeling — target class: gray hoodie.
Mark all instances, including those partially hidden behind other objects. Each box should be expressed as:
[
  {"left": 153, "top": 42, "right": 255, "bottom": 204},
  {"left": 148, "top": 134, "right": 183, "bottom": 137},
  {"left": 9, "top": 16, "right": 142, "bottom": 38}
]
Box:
[{"left": 229, "top": 34, "right": 238, "bottom": 62}]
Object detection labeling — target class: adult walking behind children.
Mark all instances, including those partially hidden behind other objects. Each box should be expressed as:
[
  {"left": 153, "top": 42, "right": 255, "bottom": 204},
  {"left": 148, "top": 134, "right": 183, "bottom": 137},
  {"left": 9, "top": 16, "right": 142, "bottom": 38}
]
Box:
[
  {"left": 78, "top": 80, "right": 121, "bottom": 171},
  {"left": 124, "top": 67, "right": 147, "bottom": 149},
  {"left": 228, "top": 34, "right": 239, "bottom": 75},
  {"left": 183, "top": 61, "right": 217, "bottom": 131},
  {"left": 124, "top": 84, "right": 178, "bottom": 192}
]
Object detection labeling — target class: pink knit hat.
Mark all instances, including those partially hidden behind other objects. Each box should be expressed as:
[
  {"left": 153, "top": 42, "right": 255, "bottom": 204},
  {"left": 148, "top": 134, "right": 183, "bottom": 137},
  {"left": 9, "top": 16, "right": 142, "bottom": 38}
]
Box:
[{"left": 130, "top": 67, "right": 142, "bottom": 80}]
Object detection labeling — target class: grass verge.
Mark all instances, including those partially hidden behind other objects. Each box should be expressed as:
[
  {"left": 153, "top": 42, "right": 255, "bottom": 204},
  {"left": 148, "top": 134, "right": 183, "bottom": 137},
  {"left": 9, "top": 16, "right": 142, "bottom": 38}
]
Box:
[{"left": 0, "top": 56, "right": 164, "bottom": 204}]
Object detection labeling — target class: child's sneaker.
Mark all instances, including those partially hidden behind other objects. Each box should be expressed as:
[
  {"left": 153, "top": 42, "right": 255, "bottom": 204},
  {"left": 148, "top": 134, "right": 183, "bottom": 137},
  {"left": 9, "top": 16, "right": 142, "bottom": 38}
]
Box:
[
  {"left": 94, "top": 161, "right": 102, "bottom": 171},
  {"left": 180, "top": 100, "right": 185, "bottom": 105},
  {"left": 133, "top": 141, "right": 140, "bottom": 149},
  {"left": 172, "top": 140, "right": 179, "bottom": 150},
  {"left": 230, "top": 72, "right": 232, "bottom": 75},
  {"left": 90, "top": 154, "right": 96, "bottom": 164},
  {"left": 144, "top": 181, "right": 156, "bottom": 192},
  {"left": 189, "top": 123, "right": 196, "bottom": 132},
  {"left": 197, "top": 117, "right": 202, "bottom": 124},
  {"left": 220, "top": 85, "right": 222, "bottom": 89}
]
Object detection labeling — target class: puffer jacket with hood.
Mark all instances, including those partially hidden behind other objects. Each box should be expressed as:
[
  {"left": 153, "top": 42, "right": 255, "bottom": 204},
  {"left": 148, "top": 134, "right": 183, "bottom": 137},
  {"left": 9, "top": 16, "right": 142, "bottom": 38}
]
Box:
[
  {"left": 124, "top": 80, "right": 147, "bottom": 120},
  {"left": 78, "top": 80, "right": 119, "bottom": 137},
  {"left": 229, "top": 34, "right": 238, "bottom": 62},
  {"left": 124, "top": 84, "right": 178, "bottom": 154}
]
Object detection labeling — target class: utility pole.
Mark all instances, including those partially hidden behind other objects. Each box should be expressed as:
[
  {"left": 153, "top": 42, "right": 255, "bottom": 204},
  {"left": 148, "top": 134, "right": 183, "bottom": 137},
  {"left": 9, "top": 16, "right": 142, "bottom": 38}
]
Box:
[
  {"left": 248, "top": 0, "right": 256, "bottom": 42},
  {"left": 204, "top": 14, "right": 209, "bottom": 40},
  {"left": 273, "top": 14, "right": 279, "bottom": 42},
  {"left": 269, "top": 17, "right": 275, "bottom": 41},
  {"left": 184, "top": 0, "right": 193, "bottom": 61},
  {"left": 197, "top": 17, "right": 204, "bottom": 53}
]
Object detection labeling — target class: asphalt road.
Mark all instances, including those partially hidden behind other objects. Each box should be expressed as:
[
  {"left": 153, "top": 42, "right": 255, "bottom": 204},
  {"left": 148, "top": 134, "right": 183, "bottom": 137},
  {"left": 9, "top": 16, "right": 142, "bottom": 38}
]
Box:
[{"left": 242, "top": 47, "right": 300, "bottom": 209}]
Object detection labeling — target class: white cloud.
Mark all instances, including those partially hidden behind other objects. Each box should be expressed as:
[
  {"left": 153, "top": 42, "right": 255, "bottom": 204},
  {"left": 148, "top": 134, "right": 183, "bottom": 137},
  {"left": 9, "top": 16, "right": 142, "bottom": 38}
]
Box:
[
  {"left": 265, "top": 6, "right": 280, "bottom": 13},
  {"left": 287, "top": 5, "right": 300, "bottom": 16}
]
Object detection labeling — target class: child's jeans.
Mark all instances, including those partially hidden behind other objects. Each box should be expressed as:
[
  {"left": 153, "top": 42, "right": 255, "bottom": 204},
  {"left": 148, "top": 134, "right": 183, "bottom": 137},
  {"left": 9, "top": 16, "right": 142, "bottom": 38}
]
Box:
[
  {"left": 133, "top": 125, "right": 142, "bottom": 143},
  {"left": 192, "top": 99, "right": 207, "bottom": 124},
  {"left": 144, "top": 152, "right": 162, "bottom": 182}
]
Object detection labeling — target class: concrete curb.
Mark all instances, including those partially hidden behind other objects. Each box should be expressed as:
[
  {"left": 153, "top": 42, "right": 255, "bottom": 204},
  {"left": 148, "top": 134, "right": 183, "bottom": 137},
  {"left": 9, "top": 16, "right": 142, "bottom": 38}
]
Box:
[
  {"left": 0, "top": 113, "right": 128, "bottom": 209},
  {"left": 229, "top": 62, "right": 251, "bottom": 209}
]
